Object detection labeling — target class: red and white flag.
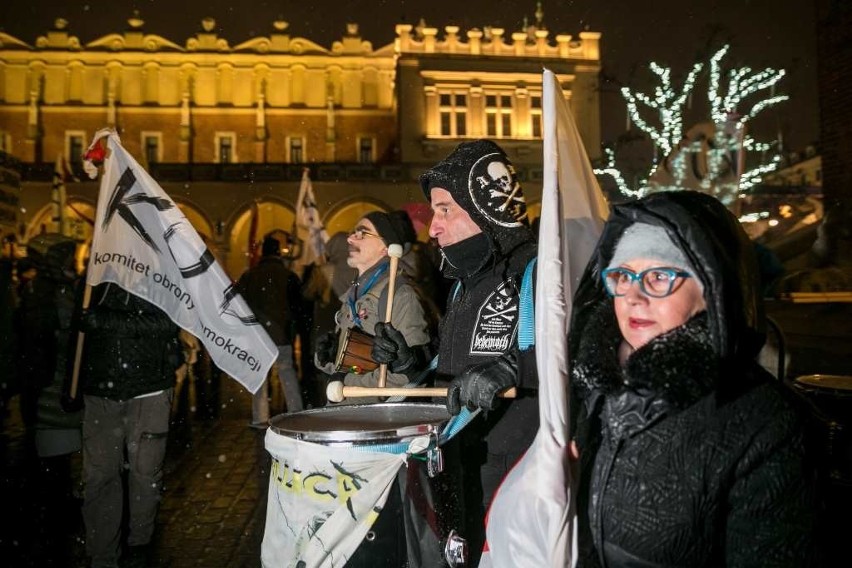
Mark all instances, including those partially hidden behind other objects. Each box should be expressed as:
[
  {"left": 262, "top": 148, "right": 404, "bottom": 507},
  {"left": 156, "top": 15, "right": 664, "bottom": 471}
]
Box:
[
  {"left": 479, "top": 69, "right": 609, "bottom": 567},
  {"left": 83, "top": 128, "right": 276, "bottom": 394}
]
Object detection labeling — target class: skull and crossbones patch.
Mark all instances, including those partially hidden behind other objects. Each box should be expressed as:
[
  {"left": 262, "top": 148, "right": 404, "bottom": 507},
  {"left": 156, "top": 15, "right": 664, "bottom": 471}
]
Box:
[
  {"left": 470, "top": 279, "right": 519, "bottom": 355},
  {"left": 468, "top": 153, "right": 528, "bottom": 228}
]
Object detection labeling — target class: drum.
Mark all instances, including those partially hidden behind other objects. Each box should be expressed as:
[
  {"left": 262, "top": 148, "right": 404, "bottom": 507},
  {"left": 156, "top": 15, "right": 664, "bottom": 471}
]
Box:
[
  {"left": 792, "top": 374, "right": 852, "bottom": 484},
  {"left": 335, "top": 326, "right": 379, "bottom": 375},
  {"left": 264, "top": 404, "right": 465, "bottom": 567}
]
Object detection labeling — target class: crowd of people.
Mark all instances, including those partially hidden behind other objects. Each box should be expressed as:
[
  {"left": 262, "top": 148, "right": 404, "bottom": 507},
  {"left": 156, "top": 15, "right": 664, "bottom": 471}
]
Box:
[{"left": 0, "top": 137, "right": 823, "bottom": 567}]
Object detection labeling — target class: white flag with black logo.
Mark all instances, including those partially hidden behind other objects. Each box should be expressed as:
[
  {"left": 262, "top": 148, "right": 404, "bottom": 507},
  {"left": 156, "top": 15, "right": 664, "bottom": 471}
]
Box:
[
  {"left": 84, "top": 128, "right": 275, "bottom": 394},
  {"left": 479, "top": 70, "right": 609, "bottom": 567}
]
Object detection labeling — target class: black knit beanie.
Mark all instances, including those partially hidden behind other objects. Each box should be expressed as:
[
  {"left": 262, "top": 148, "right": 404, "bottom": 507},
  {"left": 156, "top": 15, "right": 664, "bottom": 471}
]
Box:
[
  {"left": 419, "top": 139, "right": 532, "bottom": 254},
  {"left": 364, "top": 211, "right": 405, "bottom": 247}
]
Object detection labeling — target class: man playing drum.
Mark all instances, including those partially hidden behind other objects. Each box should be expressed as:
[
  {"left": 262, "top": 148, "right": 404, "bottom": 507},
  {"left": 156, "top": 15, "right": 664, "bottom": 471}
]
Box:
[
  {"left": 314, "top": 212, "right": 434, "bottom": 395},
  {"left": 373, "top": 140, "right": 539, "bottom": 562}
]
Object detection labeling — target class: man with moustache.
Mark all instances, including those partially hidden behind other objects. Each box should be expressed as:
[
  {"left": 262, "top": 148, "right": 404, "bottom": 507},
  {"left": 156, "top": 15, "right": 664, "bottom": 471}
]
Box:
[
  {"left": 372, "top": 140, "right": 539, "bottom": 561},
  {"left": 313, "top": 212, "right": 433, "bottom": 393}
]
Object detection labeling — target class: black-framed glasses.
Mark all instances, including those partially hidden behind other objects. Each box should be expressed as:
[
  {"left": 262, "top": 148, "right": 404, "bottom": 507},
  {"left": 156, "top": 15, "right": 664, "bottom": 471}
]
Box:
[
  {"left": 601, "top": 267, "right": 693, "bottom": 298},
  {"left": 349, "top": 227, "right": 380, "bottom": 240}
]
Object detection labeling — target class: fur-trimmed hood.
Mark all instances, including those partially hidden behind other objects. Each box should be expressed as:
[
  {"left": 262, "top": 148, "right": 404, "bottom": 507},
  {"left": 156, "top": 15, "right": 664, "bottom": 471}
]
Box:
[
  {"left": 573, "top": 302, "right": 718, "bottom": 440},
  {"left": 571, "top": 191, "right": 766, "bottom": 371}
]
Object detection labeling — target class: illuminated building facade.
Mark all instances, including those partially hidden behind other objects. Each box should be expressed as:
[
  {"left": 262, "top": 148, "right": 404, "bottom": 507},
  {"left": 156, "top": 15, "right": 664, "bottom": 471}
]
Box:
[{"left": 0, "top": 13, "right": 601, "bottom": 276}]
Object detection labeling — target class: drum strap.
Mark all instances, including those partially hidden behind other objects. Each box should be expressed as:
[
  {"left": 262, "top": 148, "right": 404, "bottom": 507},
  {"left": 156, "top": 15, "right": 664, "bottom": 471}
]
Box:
[
  {"left": 389, "top": 258, "right": 538, "bottom": 447},
  {"left": 347, "top": 261, "right": 389, "bottom": 326}
]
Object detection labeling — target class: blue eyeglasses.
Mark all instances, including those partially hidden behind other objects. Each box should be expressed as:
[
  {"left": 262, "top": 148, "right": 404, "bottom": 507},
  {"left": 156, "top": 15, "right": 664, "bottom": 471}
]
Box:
[{"left": 601, "top": 267, "right": 693, "bottom": 298}]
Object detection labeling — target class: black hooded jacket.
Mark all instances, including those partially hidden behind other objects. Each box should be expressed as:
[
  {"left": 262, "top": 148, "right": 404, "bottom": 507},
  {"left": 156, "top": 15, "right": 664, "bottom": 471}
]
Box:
[
  {"left": 570, "top": 192, "right": 815, "bottom": 567},
  {"left": 420, "top": 140, "right": 539, "bottom": 458}
]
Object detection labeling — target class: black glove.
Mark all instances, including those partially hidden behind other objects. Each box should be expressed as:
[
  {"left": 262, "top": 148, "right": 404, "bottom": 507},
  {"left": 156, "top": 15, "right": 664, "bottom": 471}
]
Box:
[
  {"left": 78, "top": 309, "right": 99, "bottom": 332},
  {"left": 60, "top": 392, "right": 84, "bottom": 413},
  {"left": 446, "top": 351, "right": 519, "bottom": 416},
  {"left": 315, "top": 331, "right": 338, "bottom": 367},
  {"left": 372, "top": 322, "right": 419, "bottom": 374}
]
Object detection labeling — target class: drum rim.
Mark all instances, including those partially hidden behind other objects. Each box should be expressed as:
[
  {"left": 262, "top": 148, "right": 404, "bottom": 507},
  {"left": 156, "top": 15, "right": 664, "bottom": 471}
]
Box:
[
  {"left": 793, "top": 374, "right": 852, "bottom": 392},
  {"left": 269, "top": 403, "right": 451, "bottom": 443}
]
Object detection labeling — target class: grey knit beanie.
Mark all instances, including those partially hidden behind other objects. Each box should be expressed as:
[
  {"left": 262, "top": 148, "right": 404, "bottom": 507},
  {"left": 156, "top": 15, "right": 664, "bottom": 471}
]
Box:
[{"left": 608, "top": 223, "right": 696, "bottom": 276}]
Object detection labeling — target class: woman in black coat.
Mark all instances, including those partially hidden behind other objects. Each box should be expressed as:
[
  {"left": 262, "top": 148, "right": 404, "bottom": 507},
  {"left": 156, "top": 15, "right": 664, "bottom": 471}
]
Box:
[{"left": 570, "top": 191, "right": 815, "bottom": 567}]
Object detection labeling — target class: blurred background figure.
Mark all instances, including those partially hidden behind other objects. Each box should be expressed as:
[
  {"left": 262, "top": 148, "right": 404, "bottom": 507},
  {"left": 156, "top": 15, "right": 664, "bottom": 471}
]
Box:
[
  {"left": 0, "top": 241, "right": 17, "bottom": 431},
  {"left": 236, "top": 235, "right": 304, "bottom": 426},
  {"left": 13, "top": 233, "right": 83, "bottom": 564},
  {"left": 391, "top": 209, "right": 446, "bottom": 320}
]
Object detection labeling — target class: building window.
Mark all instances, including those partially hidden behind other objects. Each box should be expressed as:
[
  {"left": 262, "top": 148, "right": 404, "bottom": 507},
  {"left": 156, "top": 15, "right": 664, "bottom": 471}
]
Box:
[
  {"left": 142, "top": 132, "right": 162, "bottom": 165},
  {"left": 530, "top": 95, "right": 542, "bottom": 139},
  {"left": 288, "top": 137, "right": 305, "bottom": 163},
  {"left": 485, "top": 94, "right": 513, "bottom": 138},
  {"left": 65, "top": 131, "right": 86, "bottom": 164},
  {"left": 358, "top": 137, "right": 375, "bottom": 163},
  {"left": 215, "top": 132, "right": 237, "bottom": 164},
  {"left": 439, "top": 92, "right": 467, "bottom": 137}
]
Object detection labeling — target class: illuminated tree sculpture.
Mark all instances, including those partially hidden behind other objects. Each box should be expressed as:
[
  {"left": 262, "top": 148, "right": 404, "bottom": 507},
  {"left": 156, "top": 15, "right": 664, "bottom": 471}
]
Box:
[{"left": 595, "top": 45, "right": 788, "bottom": 204}]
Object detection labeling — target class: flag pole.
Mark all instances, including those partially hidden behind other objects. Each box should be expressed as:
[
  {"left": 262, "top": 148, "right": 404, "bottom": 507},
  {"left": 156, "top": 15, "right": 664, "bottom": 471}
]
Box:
[
  {"left": 68, "top": 283, "right": 92, "bottom": 399},
  {"left": 68, "top": 135, "right": 109, "bottom": 400}
]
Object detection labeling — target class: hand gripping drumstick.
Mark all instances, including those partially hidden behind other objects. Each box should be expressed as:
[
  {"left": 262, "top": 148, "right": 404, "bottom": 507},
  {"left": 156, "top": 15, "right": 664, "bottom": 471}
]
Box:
[
  {"left": 326, "top": 381, "right": 518, "bottom": 403},
  {"left": 376, "top": 243, "right": 404, "bottom": 388}
]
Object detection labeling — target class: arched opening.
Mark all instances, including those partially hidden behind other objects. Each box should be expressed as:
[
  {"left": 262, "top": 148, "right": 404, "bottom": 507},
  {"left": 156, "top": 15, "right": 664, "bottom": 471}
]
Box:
[
  {"left": 26, "top": 200, "right": 96, "bottom": 243},
  {"left": 228, "top": 200, "right": 295, "bottom": 280},
  {"left": 323, "top": 200, "right": 387, "bottom": 238}
]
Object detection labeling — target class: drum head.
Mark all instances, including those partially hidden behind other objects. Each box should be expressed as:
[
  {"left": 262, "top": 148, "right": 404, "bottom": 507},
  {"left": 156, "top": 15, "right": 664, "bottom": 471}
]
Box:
[
  {"left": 270, "top": 403, "right": 451, "bottom": 444},
  {"left": 794, "top": 374, "right": 852, "bottom": 394}
]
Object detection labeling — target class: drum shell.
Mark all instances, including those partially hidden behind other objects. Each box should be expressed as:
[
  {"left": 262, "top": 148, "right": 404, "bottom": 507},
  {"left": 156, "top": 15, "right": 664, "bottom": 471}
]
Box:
[
  {"left": 335, "top": 327, "right": 379, "bottom": 374},
  {"left": 269, "top": 404, "right": 464, "bottom": 567},
  {"left": 792, "top": 375, "right": 852, "bottom": 484}
]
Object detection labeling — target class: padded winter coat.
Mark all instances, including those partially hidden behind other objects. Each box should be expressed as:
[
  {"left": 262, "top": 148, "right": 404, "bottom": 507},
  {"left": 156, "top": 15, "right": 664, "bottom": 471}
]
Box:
[
  {"left": 79, "top": 282, "right": 181, "bottom": 400},
  {"left": 570, "top": 191, "right": 815, "bottom": 567}
]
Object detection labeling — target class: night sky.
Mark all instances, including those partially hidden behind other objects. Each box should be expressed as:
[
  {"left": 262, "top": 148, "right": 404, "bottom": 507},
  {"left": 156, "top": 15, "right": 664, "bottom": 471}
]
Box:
[{"left": 0, "top": 0, "right": 820, "bottom": 152}]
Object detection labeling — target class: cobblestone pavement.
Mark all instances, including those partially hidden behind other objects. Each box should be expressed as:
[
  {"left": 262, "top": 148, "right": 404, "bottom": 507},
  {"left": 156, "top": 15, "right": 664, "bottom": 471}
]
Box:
[{"left": 1, "top": 371, "right": 280, "bottom": 568}]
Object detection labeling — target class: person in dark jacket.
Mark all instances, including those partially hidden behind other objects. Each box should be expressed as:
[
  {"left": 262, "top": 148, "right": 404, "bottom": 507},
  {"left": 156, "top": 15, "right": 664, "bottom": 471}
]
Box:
[
  {"left": 16, "top": 234, "right": 82, "bottom": 459},
  {"left": 570, "top": 191, "right": 815, "bottom": 567},
  {"left": 373, "top": 140, "right": 539, "bottom": 562},
  {"left": 77, "top": 282, "right": 182, "bottom": 568},
  {"left": 235, "top": 235, "right": 304, "bottom": 425}
]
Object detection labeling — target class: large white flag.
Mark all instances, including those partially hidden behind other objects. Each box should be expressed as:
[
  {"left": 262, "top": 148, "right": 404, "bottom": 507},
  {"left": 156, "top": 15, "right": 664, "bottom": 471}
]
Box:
[
  {"left": 83, "top": 128, "right": 276, "bottom": 394},
  {"left": 480, "top": 70, "right": 609, "bottom": 567},
  {"left": 295, "top": 168, "right": 328, "bottom": 266}
]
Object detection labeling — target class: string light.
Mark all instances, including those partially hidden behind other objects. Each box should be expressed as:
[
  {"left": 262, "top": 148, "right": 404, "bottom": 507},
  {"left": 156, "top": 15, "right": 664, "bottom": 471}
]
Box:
[{"left": 595, "top": 45, "right": 788, "bottom": 202}]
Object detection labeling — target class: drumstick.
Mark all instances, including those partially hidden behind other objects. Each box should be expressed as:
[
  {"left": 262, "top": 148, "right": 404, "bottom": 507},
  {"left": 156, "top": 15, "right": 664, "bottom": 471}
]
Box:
[
  {"left": 377, "top": 243, "right": 404, "bottom": 388},
  {"left": 326, "top": 381, "right": 518, "bottom": 403}
]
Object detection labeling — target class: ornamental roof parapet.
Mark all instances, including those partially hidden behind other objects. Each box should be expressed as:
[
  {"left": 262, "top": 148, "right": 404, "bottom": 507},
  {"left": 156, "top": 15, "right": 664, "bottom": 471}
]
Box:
[
  {"left": 0, "top": 32, "right": 31, "bottom": 50},
  {"left": 233, "top": 19, "right": 330, "bottom": 55},
  {"left": 2, "top": 11, "right": 598, "bottom": 61},
  {"left": 186, "top": 17, "right": 230, "bottom": 52},
  {"left": 86, "top": 13, "right": 183, "bottom": 52},
  {"left": 34, "top": 18, "right": 81, "bottom": 50},
  {"left": 394, "top": 22, "right": 600, "bottom": 61}
]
